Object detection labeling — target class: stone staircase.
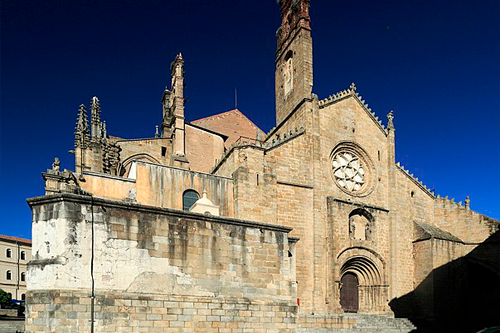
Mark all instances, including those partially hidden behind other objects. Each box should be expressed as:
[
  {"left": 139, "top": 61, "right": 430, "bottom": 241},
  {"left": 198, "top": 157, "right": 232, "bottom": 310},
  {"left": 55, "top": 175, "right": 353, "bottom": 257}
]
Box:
[
  {"left": 0, "top": 319, "right": 25, "bottom": 333},
  {"left": 297, "top": 313, "right": 416, "bottom": 333},
  {"left": 346, "top": 313, "right": 416, "bottom": 332}
]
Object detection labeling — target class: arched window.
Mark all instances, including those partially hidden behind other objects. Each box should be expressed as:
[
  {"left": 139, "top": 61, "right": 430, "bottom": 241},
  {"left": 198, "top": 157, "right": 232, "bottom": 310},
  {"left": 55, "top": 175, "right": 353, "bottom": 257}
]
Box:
[
  {"left": 20, "top": 251, "right": 26, "bottom": 260},
  {"left": 182, "top": 190, "right": 199, "bottom": 211},
  {"left": 284, "top": 50, "right": 294, "bottom": 95},
  {"left": 6, "top": 270, "right": 12, "bottom": 280},
  {"left": 21, "top": 272, "right": 26, "bottom": 282},
  {"left": 6, "top": 249, "right": 12, "bottom": 258},
  {"left": 21, "top": 294, "right": 26, "bottom": 301}
]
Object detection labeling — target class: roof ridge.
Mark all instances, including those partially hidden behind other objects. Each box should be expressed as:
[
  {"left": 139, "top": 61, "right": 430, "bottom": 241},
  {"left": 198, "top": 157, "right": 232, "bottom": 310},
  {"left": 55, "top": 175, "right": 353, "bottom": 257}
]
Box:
[
  {"left": 414, "top": 221, "right": 463, "bottom": 243},
  {"left": 192, "top": 109, "right": 264, "bottom": 134},
  {"left": 0, "top": 235, "right": 32, "bottom": 243},
  {"left": 191, "top": 109, "right": 240, "bottom": 123}
]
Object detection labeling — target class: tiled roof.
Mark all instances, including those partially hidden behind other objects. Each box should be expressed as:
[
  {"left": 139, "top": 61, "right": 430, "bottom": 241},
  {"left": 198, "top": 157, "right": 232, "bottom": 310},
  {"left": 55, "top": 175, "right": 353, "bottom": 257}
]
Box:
[
  {"left": 0, "top": 235, "right": 32, "bottom": 244},
  {"left": 414, "top": 221, "right": 463, "bottom": 243},
  {"left": 191, "top": 109, "right": 265, "bottom": 148}
]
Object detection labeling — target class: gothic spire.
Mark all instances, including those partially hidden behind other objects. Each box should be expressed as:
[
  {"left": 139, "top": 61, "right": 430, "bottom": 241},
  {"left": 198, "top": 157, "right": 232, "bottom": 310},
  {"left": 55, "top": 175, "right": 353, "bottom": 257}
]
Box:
[
  {"left": 90, "top": 96, "right": 102, "bottom": 140},
  {"left": 75, "top": 104, "right": 89, "bottom": 147}
]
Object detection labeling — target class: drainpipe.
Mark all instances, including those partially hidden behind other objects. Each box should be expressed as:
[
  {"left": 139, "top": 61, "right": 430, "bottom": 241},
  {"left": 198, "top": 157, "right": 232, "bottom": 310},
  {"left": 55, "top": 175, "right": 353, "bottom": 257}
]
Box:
[
  {"left": 90, "top": 195, "right": 95, "bottom": 333},
  {"left": 16, "top": 241, "right": 19, "bottom": 300}
]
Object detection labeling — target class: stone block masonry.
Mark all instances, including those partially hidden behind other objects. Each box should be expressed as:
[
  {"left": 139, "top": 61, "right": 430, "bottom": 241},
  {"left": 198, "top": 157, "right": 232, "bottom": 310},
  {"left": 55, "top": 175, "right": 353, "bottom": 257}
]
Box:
[
  {"left": 26, "top": 290, "right": 297, "bottom": 333},
  {"left": 26, "top": 193, "right": 297, "bottom": 333}
]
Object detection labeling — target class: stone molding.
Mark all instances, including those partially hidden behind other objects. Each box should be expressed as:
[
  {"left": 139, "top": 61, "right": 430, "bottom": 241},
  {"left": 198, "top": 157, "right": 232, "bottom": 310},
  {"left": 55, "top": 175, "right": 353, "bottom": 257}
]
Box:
[{"left": 327, "top": 196, "right": 389, "bottom": 213}]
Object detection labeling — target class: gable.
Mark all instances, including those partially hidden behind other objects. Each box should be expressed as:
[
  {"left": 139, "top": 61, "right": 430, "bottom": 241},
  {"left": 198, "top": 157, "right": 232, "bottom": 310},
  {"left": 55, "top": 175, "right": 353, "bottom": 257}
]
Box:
[{"left": 319, "top": 84, "right": 387, "bottom": 137}]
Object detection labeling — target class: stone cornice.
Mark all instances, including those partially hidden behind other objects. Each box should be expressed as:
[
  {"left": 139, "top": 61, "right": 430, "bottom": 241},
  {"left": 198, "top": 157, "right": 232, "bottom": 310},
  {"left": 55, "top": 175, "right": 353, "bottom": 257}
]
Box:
[
  {"left": 327, "top": 196, "right": 389, "bottom": 213},
  {"left": 276, "top": 180, "right": 313, "bottom": 189},
  {"left": 26, "top": 193, "right": 293, "bottom": 234},
  {"left": 265, "top": 127, "right": 305, "bottom": 152}
]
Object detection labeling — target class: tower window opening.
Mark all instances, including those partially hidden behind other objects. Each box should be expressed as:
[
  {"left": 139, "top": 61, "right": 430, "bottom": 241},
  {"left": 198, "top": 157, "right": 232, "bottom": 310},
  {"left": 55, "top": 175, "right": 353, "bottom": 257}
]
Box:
[
  {"left": 284, "top": 50, "right": 293, "bottom": 96},
  {"left": 161, "top": 147, "right": 167, "bottom": 157},
  {"left": 6, "top": 249, "right": 12, "bottom": 258},
  {"left": 6, "top": 270, "right": 12, "bottom": 280}
]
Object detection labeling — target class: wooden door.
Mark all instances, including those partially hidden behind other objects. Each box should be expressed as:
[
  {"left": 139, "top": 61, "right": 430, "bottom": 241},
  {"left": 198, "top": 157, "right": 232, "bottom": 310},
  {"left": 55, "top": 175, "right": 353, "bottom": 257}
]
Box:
[{"left": 340, "top": 273, "right": 359, "bottom": 313}]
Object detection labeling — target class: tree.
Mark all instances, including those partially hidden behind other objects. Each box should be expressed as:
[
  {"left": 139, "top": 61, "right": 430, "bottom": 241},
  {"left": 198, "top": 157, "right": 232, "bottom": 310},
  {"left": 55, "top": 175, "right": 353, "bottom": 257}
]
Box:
[{"left": 0, "top": 288, "right": 12, "bottom": 305}]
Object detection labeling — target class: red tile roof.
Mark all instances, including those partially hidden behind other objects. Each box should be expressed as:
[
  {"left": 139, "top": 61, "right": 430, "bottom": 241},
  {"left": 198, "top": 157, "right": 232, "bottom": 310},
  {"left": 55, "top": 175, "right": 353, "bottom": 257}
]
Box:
[
  {"left": 191, "top": 109, "right": 265, "bottom": 148},
  {"left": 0, "top": 235, "right": 32, "bottom": 244}
]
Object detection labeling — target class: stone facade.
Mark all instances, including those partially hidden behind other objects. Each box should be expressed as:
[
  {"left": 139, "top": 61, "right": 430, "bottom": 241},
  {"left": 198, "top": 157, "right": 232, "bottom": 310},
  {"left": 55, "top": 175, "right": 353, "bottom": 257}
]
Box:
[{"left": 27, "top": 0, "right": 499, "bottom": 332}]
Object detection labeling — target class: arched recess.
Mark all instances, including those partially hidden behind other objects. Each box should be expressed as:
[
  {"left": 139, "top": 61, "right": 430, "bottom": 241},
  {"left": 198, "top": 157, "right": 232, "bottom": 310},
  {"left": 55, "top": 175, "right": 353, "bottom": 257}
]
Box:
[
  {"left": 336, "top": 248, "right": 388, "bottom": 314},
  {"left": 348, "top": 208, "right": 374, "bottom": 241},
  {"left": 118, "top": 153, "right": 160, "bottom": 177}
]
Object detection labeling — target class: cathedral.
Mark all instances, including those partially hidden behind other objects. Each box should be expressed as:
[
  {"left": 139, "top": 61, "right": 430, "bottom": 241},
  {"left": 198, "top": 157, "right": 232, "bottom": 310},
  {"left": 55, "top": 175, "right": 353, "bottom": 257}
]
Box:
[{"left": 26, "top": 1, "right": 499, "bottom": 332}]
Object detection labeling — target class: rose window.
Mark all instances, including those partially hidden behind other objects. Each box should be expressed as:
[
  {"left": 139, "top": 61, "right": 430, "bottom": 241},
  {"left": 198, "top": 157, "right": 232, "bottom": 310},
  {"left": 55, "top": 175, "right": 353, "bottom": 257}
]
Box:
[{"left": 332, "top": 152, "right": 365, "bottom": 192}]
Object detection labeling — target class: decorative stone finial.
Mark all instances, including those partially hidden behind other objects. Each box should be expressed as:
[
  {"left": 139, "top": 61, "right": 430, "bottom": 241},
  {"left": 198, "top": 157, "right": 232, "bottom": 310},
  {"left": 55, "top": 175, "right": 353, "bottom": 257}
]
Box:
[
  {"left": 52, "top": 157, "right": 60, "bottom": 172},
  {"left": 387, "top": 110, "right": 395, "bottom": 130},
  {"left": 90, "top": 96, "right": 102, "bottom": 140},
  {"left": 155, "top": 125, "right": 159, "bottom": 138},
  {"left": 102, "top": 121, "right": 107, "bottom": 138},
  {"left": 465, "top": 196, "right": 470, "bottom": 209},
  {"left": 349, "top": 82, "right": 357, "bottom": 92},
  {"left": 75, "top": 104, "right": 89, "bottom": 148}
]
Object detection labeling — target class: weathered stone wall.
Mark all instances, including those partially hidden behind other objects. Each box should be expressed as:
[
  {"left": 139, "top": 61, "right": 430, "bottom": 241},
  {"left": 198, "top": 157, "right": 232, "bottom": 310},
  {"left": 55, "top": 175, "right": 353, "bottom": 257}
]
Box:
[
  {"left": 134, "top": 162, "right": 234, "bottom": 216},
  {"left": 275, "top": 29, "right": 313, "bottom": 125},
  {"left": 27, "top": 193, "right": 297, "bottom": 332},
  {"left": 433, "top": 197, "right": 496, "bottom": 243},
  {"left": 79, "top": 162, "right": 234, "bottom": 217},
  {"left": 78, "top": 171, "right": 136, "bottom": 201},
  {"left": 391, "top": 168, "right": 435, "bottom": 298},
  {"left": 116, "top": 137, "right": 172, "bottom": 175},
  {"left": 26, "top": 290, "right": 298, "bottom": 333},
  {"left": 265, "top": 132, "right": 315, "bottom": 313}
]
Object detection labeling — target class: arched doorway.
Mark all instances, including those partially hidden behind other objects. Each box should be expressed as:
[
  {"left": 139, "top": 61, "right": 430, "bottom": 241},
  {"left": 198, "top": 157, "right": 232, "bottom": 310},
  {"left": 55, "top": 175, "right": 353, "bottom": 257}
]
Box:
[
  {"left": 340, "top": 273, "right": 359, "bottom": 313},
  {"left": 337, "top": 252, "right": 387, "bottom": 313}
]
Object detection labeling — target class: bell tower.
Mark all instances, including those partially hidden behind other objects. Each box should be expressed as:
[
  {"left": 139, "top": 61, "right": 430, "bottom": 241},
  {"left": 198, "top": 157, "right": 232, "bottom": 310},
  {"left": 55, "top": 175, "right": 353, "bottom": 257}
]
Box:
[{"left": 275, "top": 0, "right": 313, "bottom": 125}]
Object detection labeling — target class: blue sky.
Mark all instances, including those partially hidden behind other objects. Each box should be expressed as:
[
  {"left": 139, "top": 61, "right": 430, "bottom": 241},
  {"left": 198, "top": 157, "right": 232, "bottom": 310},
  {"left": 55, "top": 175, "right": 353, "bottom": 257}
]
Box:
[{"left": 1, "top": 0, "right": 499, "bottom": 239}]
